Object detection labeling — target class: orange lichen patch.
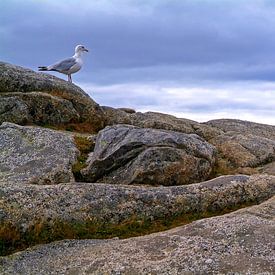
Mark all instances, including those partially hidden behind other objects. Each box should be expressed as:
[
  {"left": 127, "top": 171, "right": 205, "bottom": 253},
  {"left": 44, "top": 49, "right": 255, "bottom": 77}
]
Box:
[
  {"left": 42, "top": 122, "right": 98, "bottom": 134},
  {"left": 0, "top": 222, "right": 21, "bottom": 256},
  {"left": 65, "top": 122, "right": 98, "bottom": 134}
]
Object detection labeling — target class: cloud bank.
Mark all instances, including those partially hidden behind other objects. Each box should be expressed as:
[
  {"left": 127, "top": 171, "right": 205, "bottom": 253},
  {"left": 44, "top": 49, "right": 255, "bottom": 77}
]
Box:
[{"left": 1, "top": 0, "right": 275, "bottom": 124}]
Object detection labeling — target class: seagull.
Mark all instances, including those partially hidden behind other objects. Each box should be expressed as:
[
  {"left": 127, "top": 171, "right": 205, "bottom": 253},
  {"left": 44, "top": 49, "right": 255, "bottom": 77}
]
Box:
[{"left": 38, "top": 45, "right": 89, "bottom": 83}]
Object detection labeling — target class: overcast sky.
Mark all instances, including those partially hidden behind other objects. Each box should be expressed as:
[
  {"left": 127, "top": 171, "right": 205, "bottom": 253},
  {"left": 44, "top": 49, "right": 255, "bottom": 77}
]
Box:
[{"left": 1, "top": 0, "right": 275, "bottom": 125}]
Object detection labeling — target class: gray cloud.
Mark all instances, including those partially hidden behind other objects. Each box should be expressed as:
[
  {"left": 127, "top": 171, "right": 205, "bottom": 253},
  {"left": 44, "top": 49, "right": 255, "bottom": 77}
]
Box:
[
  {"left": 1, "top": 0, "right": 275, "bottom": 124},
  {"left": 83, "top": 80, "right": 275, "bottom": 123},
  {"left": 2, "top": 0, "right": 275, "bottom": 71}
]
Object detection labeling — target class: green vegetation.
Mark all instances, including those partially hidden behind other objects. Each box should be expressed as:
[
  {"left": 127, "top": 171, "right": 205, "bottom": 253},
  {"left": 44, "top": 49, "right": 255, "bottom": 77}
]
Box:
[{"left": 72, "top": 135, "right": 94, "bottom": 181}]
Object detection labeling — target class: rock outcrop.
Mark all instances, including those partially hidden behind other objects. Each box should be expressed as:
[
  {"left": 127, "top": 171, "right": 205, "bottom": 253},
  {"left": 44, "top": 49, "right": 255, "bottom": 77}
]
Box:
[
  {"left": 0, "top": 174, "right": 274, "bottom": 256},
  {"left": 0, "top": 92, "right": 79, "bottom": 126},
  {"left": 1, "top": 62, "right": 275, "bottom": 273},
  {"left": 1, "top": 195, "right": 274, "bottom": 274},
  {"left": 102, "top": 107, "right": 222, "bottom": 140},
  {"left": 206, "top": 119, "right": 275, "bottom": 176},
  {"left": 206, "top": 118, "right": 275, "bottom": 140},
  {"left": 0, "top": 122, "right": 79, "bottom": 184},
  {"left": 81, "top": 124, "right": 216, "bottom": 185},
  {"left": 211, "top": 133, "right": 275, "bottom": 168},
  {"left": 0, "top": 62, "right": 105, "bottom": 132}
]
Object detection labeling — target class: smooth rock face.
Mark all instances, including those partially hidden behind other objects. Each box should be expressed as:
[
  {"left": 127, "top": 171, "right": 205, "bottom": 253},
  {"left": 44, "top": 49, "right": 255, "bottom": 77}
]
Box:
[
  {"left": 1, "top": 195, "right": 274, "bottom": 274},
  {"left": 81, "top": 125, "right": 216, "bottom": 185},
  {"left": 0, "top": 62, "right": 105, "bottom": 131},
  {"left": 0, "top": 122, "right": 79, "bottom": 184}
]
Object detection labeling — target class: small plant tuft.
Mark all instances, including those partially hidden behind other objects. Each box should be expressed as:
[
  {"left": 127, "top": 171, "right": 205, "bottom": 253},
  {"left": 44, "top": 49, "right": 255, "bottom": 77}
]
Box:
[{"left": 72, "top": 135, "right": 95, "bottom": 181}]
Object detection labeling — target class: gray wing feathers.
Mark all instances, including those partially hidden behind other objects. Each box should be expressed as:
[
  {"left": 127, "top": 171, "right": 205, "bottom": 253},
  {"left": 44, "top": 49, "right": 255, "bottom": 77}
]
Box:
[{"left": 49, "top": 57, "right": 77, "bottom": 72}]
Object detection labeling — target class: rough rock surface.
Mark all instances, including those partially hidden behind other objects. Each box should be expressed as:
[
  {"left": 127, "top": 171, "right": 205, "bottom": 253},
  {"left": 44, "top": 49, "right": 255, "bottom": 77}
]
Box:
[
  {"left": 102, "top": 107, "right": 223, "bottom": 140},
  {"left": 0, "top": 62, "right": 105, "bottom": 131},
  {"left": 206, "top": 118, "right": 275, "bottom": 140},
  {"left": 1, "top": 62, "right": 275, "bottom": 273},
  {"left": 211, "top": 133, "right": 275, "bottom": 167},
  {"left": 0, "top": 122, "right": 79, "bottom": 184},
  {"left": 0, "top": 174, "right": 274, "bottom": 256},
  {"left": 0, "top": 92, "right": 79, "bottom": 125},
  {"left": 205, "top": 119, "right": 275, "bottom": 176},
  {"left": 1, "top": 195, "right": 274, "bottom": 274},
  {"left": 81, "top": 124, "right": 216, "bottom": 185}
]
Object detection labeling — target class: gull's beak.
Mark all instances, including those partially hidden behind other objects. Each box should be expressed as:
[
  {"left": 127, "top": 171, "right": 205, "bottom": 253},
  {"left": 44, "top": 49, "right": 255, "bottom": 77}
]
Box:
[{"left": 84, "top": 48, "right": 89, "bottom": 52}]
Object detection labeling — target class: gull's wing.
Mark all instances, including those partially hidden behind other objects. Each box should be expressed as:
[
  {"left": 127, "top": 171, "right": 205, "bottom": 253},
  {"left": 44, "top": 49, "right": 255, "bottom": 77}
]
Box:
[{"left": 49, "top": 57, "right": 77, "bottom": 73}]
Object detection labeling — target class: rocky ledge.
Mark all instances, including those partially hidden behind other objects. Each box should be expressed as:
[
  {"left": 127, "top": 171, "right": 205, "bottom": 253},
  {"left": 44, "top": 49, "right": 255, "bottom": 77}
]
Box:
[
  {"left": 0, "top": 62, "right": 274, "bottom": 274},
  {"left": 1, "top": 195, "right": 274, "bottom": 274}
]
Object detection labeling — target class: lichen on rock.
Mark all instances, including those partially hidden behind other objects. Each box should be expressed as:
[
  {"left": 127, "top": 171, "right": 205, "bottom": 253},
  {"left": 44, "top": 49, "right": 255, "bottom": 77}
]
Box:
[
  {"left": 0, "top": 122, "right": 79, "bottom": 184},
  {"left": 81, "top": 124, "right": 217, "bottom": 185}
]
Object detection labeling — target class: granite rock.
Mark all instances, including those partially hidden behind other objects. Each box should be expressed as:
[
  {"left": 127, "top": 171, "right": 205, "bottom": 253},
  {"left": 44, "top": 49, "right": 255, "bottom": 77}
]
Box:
[
  {"left": 1, "top": 194, "right": 274, "bottom": 274},
  {"left": 81, "top": 124, "right": 216, "bottom": 185},
  {"left": 0, "top": 122, "right": 79, "bottom": 184},
  {"left": 0, "top": 62, "right": 105, "bottom": 131}
]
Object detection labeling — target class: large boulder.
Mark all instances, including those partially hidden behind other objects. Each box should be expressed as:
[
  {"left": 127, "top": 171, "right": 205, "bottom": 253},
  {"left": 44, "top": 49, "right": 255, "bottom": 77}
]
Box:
[
  {"left": 0, "top": 122, "right": 79, "bottom": 184},
  {"left": 0, "top": 174, "right": 274, "bottom": 256},
  {"left": 81, "top": 125, "right": 216, "bottom": 185},
  {"left": 0, "top": 62, "right": 105, "bottom": 132},
  {"left": 1, "top": 192, "right": 274, "bottom": 274}
]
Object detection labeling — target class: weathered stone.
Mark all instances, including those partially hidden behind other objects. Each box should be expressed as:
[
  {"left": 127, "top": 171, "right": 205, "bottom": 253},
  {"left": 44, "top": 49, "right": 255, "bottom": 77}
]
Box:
[
  {"left": 101, "top": 106, "right": 132, "bottom": 125},
  {"left": 81, "top": 125, "right": 216, "bottom": 185},
  {"left": 0, "top": 174, "right": 274, "bottom": 255},
  {"left": 1, "top": 192, "right": 274, "bottom": 274},
  {"left": 0, "top": 62, "right": 105, "bottom": 132},
  {"left": 211, "top": 133, "right": 275, "bottom": 168},
  {"left": 103, "top": 109, "right": 223, "bottom": 140},
  {"left": 206, "top": 118, "right": 275, "bottom": 140},
  {"left": 0, "top": 92, "right": 79, "bottom": 125},
  {"left": 259, "top": 161, "right": 275, "bottom": 175},
  {"left": 131, "top": 112, "right": 222, "bottom": 140},
  {"left": 0, "top": 122, "right": 79, "bottom": 184},
  {"left": 0, "top": 96, "right": 31, "bottom": 125},
  {"left": 117, "top": 107, "right": 136, "bottom": 114}
]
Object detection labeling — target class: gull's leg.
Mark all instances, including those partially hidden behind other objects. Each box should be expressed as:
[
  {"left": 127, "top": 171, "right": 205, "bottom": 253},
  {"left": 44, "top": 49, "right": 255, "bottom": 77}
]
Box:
[{"left": 68, "top": 74, "right": 72, "bottom": 83}]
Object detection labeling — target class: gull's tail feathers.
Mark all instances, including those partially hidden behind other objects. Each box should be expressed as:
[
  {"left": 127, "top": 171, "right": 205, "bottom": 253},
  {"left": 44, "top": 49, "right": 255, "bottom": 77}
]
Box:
[{"left": 38, "top": 66, "right": 48, "bottom": 71}]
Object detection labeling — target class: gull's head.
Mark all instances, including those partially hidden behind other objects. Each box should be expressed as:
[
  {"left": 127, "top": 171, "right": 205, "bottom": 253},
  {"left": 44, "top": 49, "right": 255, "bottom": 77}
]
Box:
[{"left": 75, "top": 45, "right": 89, "bottom": 54}]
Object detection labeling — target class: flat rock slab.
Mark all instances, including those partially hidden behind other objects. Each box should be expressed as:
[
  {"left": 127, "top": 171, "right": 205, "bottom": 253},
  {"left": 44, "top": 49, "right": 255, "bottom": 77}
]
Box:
[
  {"left": 81, "top": 125, "right": 216, "bottom": 185},
  {"left": 0, "top": 122, "right": 79, "bottom": 184},
  {"left": 0, "top": 174, "right": 274, "bottom": 255},
  {"left": 1, "top": 195, "right": 274, "bottom": 274}
]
